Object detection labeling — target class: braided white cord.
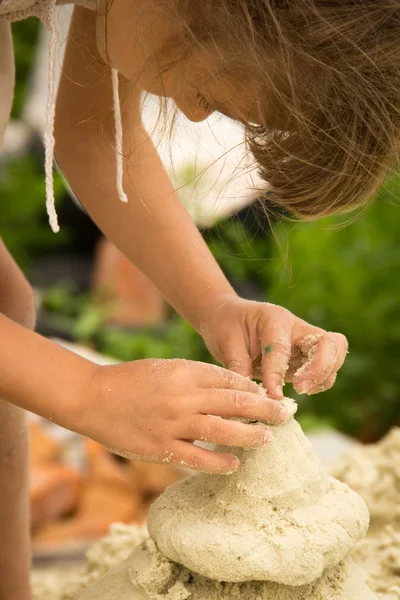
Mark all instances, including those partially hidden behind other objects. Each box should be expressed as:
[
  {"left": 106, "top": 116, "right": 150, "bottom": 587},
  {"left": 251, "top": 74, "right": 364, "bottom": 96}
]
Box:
[
  {"left": 44, "top": 0, "right": 59, "bottom": 232},
  {"left": 111, "top": 67, "right": 128, "bottom": 203}
]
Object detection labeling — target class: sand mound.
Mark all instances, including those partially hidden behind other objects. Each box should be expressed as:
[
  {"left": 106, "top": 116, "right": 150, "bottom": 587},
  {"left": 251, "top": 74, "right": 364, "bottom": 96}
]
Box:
[
  {"left": 32, "top": 410, "right": 400, "bottom": 599},
  {"left": 148, "top": 412, "right": 368, "bottom": 585},
  {"left": 73, "top": 537, "right": 376, "bottom": 600},
  {"left": 354, "top": 524, "right": 400, "bottom": 597},
  {"left": 331, "top": 427, "right": 400, "bottom": 599},
  {"left": 330, "top": 427, "right": 400, "bottom": 525},
  {"left": 32, "top": 523, "right": 148, "bottom": 600},
  {"left": 72, "top": 399, "right": 375, "bottom": 599}
]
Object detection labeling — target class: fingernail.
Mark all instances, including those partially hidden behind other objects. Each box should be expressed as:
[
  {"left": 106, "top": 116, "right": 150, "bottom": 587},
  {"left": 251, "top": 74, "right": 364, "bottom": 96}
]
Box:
[
  {"left": 268, "top": 383, "right": 283, "bottom": 400},
  {"left": 264, "top": 428, "right": 273, "bottom": 444},
  {"left": 265, "top": 383, "right": 284, "bottom": 400},
  {"left": 279, "top": 406, "right": 289, "bottom": 422},
  {"left": 226, "top": 457, "right": 240, "bottom": 474}
]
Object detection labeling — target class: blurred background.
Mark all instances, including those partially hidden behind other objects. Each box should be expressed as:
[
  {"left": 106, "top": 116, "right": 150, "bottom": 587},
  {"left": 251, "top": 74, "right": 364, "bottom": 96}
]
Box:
[{"left": 3, "top": 16, "right": 400, "bottom": 559}]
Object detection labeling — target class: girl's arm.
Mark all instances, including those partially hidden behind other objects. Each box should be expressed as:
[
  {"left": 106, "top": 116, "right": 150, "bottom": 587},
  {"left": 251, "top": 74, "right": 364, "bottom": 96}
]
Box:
[
  {"left": 55, "top": 7, "right": 348, "bottom": 399},
  {"left": 55, "top": 7, "right": 233, "bottom": 333},
  {"left": 0, "top": 313, "right": 95, "bottom": 427},
  {"left": 0, "top": 313, "right": 282, "bottom": 473}
]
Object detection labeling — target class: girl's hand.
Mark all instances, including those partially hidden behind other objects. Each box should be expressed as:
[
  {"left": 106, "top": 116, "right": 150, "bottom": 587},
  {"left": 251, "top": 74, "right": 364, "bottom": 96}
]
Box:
[
  {"left": 80, "top": 359, "right": 288, "bottom": 474},
  {"left": 200, "top": 295, "right": 348, "bottom": 400}
]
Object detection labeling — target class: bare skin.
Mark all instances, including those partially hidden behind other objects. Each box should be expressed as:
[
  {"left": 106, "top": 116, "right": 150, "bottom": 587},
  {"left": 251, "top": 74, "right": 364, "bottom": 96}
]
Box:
[
  {"left": 0, "top": 240, "right": 35, "bottom": 600},
  {"left": 0, "top": 3, "right": 347, "bottom": 598},
  {"left": 0, "top": 312, "right": 289, "bottom": 471}
]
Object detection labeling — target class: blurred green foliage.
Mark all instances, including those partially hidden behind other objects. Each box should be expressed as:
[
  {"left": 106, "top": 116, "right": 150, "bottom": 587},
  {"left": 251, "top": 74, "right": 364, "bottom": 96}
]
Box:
[
  {"left": 41, "top": 283, "right": 217, "bottom": 362},
  {"left": 0, "top": 155, "right": 68, "bottom": 268},
  {"left": 98, "top": 321, "right": 215, "bottom": 364},
  {"left": 40, "top": 283, "right": 108, "bottom": 341},
  {"left": 11, "top": 19, "right": 40, "bottom": 118},
  {"left": 206, "top": 219, "right": 272, "bottom": 292}
]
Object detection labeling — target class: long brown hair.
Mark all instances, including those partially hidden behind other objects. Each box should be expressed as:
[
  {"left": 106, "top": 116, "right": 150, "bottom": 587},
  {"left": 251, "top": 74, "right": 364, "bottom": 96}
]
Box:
[{"left": 152, "top": 0, "right": 400, "bottom": 219}]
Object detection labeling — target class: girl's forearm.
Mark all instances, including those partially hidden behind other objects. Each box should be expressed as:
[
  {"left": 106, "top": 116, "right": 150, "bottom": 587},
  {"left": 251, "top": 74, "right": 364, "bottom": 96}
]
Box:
[
  {"left": 0, "top": 314, "right": 96, "bottom": 428},
  {"left": 55, "top": 7, "right": 235, "bottom": 332},
  {"left": 56, "top": 126, "right": 235, "bottom": 330}
]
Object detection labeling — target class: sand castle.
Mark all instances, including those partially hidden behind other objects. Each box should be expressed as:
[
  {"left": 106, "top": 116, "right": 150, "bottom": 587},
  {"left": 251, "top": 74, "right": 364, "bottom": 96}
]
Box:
[{"left": 75, "top": 400, "right": 377, "bottom": 599}]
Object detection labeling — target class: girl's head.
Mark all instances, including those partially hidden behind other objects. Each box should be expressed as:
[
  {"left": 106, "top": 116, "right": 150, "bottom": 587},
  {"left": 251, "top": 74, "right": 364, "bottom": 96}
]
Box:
[{"left": 98, "top": 0, "right": 400, "bottom": 219}]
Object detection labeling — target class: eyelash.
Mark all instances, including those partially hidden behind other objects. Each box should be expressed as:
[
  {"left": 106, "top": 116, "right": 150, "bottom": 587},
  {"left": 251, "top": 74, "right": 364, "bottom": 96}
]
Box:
[{"left": 196, "top": 92, "right": 214, "bottom": 114}]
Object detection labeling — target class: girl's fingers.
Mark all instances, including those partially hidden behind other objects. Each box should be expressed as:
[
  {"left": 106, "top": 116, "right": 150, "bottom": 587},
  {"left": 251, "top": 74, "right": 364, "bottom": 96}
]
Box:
[
  {"left": 259, "top": 316, "right": 293, "bottom": 400},
  {"left": 181, "top": 415, "right": 272, "bottom": 448},
  {"left": 199, "top": 389, "right": 289, "bottom": 424},
  {"left": 304, "top": 333, "right": 347, "bottom": 395},
  {"left": 292, "top": 333, "right": 336, "bottom": 394},
  {"left": 170, "top": 441, "right": 240, "bottom": 474},
  {"left": 293, "top": 332, "right": 347, "bottom": 394},
  {"left": 197, "top": 362, "right": 263, "bottom": 396}
]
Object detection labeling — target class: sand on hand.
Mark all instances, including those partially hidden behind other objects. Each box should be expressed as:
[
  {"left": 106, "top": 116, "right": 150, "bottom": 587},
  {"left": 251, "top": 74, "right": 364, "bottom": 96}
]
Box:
[{"left": 74, "top": 399, "right": 377, "bottom": 600}]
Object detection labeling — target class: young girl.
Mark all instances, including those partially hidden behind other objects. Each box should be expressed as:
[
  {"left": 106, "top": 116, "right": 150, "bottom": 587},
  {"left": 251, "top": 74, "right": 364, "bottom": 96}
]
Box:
[{"left": 1, "top": 1, "right": 398, "bottom": 598}]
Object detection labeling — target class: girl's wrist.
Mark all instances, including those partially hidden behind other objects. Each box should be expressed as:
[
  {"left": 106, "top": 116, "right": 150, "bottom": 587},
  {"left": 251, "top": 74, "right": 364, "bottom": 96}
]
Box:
[
  {"left": 54, "top": 360, "right": 101, "bottom": 435},
  {"left": 0, "top": 314, "right": 100, "bottom": 433},
  {"left": 190, "top": 289, "right": 239, "bottom": 334}
]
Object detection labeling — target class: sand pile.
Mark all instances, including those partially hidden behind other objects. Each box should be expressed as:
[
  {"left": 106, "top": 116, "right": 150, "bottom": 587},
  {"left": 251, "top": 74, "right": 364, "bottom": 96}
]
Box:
[
  {"left": 31, "top": 524, "right": 148, "bottom": 600},
  {"left": 330, "top": 427, "right": 400, "bottom": 527},
  {"left": 72, "top": 399, "right": 376, "bottom": 599},
  {"left": 331, "top": 427, "right": 400, "bottom": 599}
]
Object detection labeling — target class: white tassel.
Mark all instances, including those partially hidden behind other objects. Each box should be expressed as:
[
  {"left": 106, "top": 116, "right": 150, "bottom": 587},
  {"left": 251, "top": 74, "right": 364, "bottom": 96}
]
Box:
[
  {"left": 111, "top": 67, "right": 128, "bottom": 203},
  {"left": 43, "top": 2, "right": 59, "bottom": 233}
]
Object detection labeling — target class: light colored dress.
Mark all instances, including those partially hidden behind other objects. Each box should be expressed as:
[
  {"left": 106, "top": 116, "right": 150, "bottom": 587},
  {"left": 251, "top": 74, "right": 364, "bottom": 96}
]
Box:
[{"left": 0, "top": 0, "right": 126, "bottom": 232}]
